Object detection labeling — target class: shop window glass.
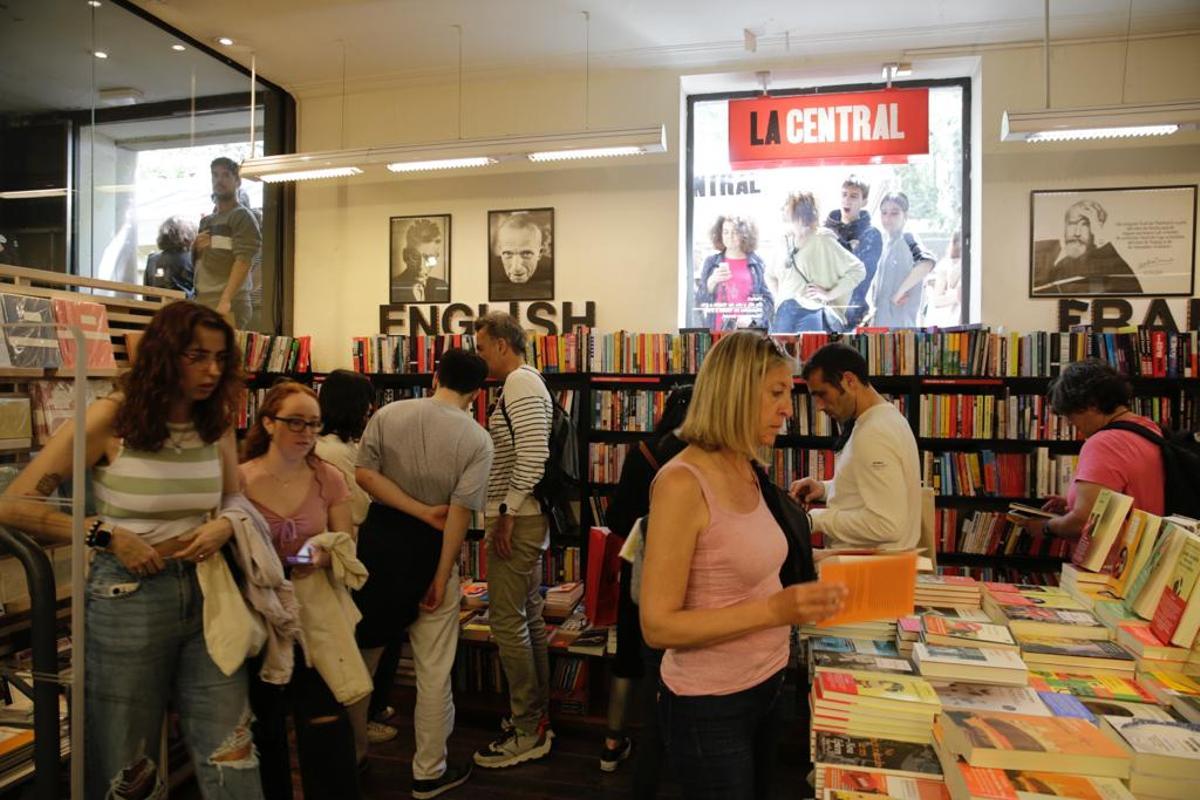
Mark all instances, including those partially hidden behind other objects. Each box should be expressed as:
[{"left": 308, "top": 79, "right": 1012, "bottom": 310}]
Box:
[{"left": 684, "top": 81, "right": 968, "bottom": 333}]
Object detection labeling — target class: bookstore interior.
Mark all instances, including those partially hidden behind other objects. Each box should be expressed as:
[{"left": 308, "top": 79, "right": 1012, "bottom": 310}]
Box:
[{"left": 1, "top": 1, "right": 1200, "bottom": 799}]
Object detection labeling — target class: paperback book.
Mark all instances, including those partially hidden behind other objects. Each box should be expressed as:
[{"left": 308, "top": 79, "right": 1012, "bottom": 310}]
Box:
[{"left": 939, "top": 710, "right": 1131, "bottom": 778}]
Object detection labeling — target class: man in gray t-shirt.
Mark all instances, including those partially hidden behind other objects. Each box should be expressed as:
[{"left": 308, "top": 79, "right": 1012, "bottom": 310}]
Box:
[
  {"left": 193, "top": 157, "right": 260, "bottom": 329},
  {"left": 352, "top": 348, "right": 492, "bottom": 793}
]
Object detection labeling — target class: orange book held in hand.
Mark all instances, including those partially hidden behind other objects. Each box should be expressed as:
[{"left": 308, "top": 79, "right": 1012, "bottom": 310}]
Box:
[{"left": 818, "top": 551, "right": 918, "bottom": 627}]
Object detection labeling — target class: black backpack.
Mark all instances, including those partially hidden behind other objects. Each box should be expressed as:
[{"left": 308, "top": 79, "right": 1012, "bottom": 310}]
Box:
[
  {"left": 500, "top": 369, "right": 580, "bottom": 538},
  {"left": 1101, "top": 420, "right": 1200, "bottom": 518}
]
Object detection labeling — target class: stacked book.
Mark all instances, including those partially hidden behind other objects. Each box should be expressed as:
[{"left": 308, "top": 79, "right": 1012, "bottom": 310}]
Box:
[
  {"left": 1115, "top": 620, "right": 1190, "bottom": 674},
  {"left": 915, "top": 574, "right": 982, "bottom": 609},
  {"left": 818, "top": 768, "right": 948, "bottom": 800},
  {"left": 809, "top": 636, "right": 916, "bottom": 678},
  {"left": 543, "top": 581, "right": 584, "bottom": 620},
  {"left": 1099, "top": 716, "right": 1200, "bottom": 800},
  {"left": 810, "top": 670, "right": 941, "bottom": 745},
  {"left": 899, "top": 607, "right": 994, "bottom": 657},
  {"left": 804, "top": 618, "right": 899, "bottom": 645},
  {"left": 919, "top": 614, "right": 1018, "bottom": 653},
  {"left": 934, "top": 710, "right": 1133, "bottom": 795},
  {"left": 812, "top": 730, "right": 943, "bottom": 797},
  {"left": 912, "top": 642, "right": 1029, "bottom": 687},
  {"left": 1014, "top": 635, "right": 1137, "bottom": 677},
  {"left": 982, "top": 582, "right": 1110, "bottom": 641}
]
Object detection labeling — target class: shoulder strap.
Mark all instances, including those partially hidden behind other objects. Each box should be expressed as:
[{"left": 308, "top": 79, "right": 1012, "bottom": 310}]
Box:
[
  {"left": 638, "top": 440, "right": 660, "bottom": 471},
  {"left": 1100, "top": 419, "right": 1165, "bottom": 445}
]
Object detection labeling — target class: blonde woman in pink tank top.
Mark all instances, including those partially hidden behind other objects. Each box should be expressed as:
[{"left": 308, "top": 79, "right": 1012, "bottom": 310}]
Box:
[{"left": 640, "top": 332, "right": 847, "bottom": 800}]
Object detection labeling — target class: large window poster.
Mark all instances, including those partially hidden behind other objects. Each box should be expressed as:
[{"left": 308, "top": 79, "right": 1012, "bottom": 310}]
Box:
[{"left": 685, "top": 83, "right": 966, "bottom": 333}]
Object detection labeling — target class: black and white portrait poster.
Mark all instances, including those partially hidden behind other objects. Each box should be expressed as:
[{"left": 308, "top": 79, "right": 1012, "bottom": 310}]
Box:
[
  {"left": 390, "top": 214, "right": 451, "bottom": 304},
  {"left": 1030, "top": 186, "right": 1197, "bottom": 297},
  {"left": 488, "top": 208, "right": 554, "bottom": 302}
]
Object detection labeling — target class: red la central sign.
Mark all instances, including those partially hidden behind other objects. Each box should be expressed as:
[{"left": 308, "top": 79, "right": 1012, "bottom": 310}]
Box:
[{"left": 727, "top": 88, "right": 929, "bottom": 169}]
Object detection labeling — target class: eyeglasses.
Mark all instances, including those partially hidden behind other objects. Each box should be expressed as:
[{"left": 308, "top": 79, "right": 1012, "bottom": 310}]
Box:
[{"left": 270, "top": 416, "right": 323, "bottom": 433}]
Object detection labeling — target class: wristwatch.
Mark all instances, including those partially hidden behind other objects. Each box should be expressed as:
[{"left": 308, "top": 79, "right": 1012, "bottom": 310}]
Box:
[{"left": 86, "top": 519, "right": 115, "bottom": 549}]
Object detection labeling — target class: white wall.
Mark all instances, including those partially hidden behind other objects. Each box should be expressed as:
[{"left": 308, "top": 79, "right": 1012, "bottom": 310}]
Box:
[
  {"left": 291, "top": 36, "right": 1200, "bottom": 371},
  {"left": 980, "top": 37, "right": 1200, "bottom": 332}
]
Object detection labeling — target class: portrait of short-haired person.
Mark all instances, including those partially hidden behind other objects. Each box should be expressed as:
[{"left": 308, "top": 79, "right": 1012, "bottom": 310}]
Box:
[
  {"left": 488, "top": 209, "right": 554, "bottom": 302},
  {"left": 1031, "top": 198, "right": 1141, "bottom": 296},
  {"left": 390, "top": 216, "right": 451, "bottom": 304}
]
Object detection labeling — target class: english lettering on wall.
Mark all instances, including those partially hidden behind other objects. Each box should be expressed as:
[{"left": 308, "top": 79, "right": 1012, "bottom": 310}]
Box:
[{"left": 379, "top": 301, "right": 597, "bottom": 336}]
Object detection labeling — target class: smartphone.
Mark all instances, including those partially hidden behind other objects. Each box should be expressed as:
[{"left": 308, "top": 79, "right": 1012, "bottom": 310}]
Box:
[{"left": 285, "top": 549, "right": 315, "bottom": 566}]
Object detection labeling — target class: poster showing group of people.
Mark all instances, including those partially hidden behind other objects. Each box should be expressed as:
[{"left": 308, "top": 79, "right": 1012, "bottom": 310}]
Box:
[{"left": 686, "top": 86, "right": 965, "bottom": 333}]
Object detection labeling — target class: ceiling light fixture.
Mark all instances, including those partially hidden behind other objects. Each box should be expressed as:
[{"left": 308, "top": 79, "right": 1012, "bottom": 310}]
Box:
[
  {"left": 1002, "top": 102, "right": 1198, "bottom": 142},
  {"left": 172, "top": 44, "right": 186, "bottom": 52},
  {"left": 0, "top": 188, "right": 70, "bottom": 199},
  {"left": 881, "top": 62, "right": 912, "bottom": 82},
  {"left": 387, "top": 157, "right": 497, "bottom": 173},
  {"left": 528, "top": 145, "right": 646, "bottom": 162},
  {"left": 240, "top": 126, "right": 666, "bottom": 183},
  {"left": 258, "top": 167, "right": 363, "bottom": 184},
  {"left": 217, "top": 37, "right": 234, "bottom": 46},
  {"left": 93, "top": 51, "right": 108, "bottom": 59},
  {"left": 1002, "top": 0, "right": 1199, "bottom": 142},
  {"left": 87, "top": 1, "right": 101, "bottom": 7}
]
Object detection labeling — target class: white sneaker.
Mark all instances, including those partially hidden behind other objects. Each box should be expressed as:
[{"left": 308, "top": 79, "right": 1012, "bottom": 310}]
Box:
[
  {"left": 367, "top": 721, "right": 398, "bottom": 744},
  {"left": 473, "top": 728, "right": 552, "bottom": 769}
]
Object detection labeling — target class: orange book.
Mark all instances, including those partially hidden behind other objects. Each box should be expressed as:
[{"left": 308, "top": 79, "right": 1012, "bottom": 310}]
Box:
[{"left": 818, "top": 552, "right": 917, "bottom": 627}]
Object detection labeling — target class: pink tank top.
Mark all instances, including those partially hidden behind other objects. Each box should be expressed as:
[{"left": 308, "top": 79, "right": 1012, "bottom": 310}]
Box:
[{"left": 657, "top": 460, "right": 790, "bottom": 696}]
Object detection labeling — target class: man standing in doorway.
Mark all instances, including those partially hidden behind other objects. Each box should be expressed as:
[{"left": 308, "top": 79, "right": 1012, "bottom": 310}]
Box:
[
  {"left": 471, "top": 311, "right": 555, "bottom": 769},
  {"left": 824, "top": 175, "right": 882, "bottom": 330},
  {"left": 789, "top": 343, "right": 921, "bottom": 550},
  {"left": 193, "top": 157, "right": 260, "bottom": 329}
]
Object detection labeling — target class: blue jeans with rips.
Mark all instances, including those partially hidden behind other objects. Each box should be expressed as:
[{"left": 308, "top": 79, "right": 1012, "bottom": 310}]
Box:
[
  {"left": 659, "top": 670, "right": 786, "bottom": 800},
  {"left": 85, "top": 552, "right": 263, "bottom": 800}
]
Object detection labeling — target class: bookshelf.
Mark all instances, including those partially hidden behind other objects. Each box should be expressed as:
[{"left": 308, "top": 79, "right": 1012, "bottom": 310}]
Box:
[
  {"left": 348, "top": 328, "right": 1200, "bottom": 725},
  {"left": 351, "top": 329, "right": 1200, "bottom": 586}
]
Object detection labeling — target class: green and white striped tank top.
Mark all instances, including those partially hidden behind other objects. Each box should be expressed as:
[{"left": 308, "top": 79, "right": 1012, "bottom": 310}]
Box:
[{"left": 92, "top": 421, "right": 222, "bottom": 545}]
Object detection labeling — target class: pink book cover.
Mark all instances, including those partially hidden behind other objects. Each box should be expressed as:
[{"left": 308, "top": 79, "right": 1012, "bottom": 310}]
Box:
[{"left": 52, "top": 299, "right": 117, "bottom": 370}]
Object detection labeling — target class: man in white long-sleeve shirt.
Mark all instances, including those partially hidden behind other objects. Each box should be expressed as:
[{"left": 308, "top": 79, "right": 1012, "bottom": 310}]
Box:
[
  {"left": 789, "top": 343, "right": 921, "bottom": 550},
  {"left": 470, "top": 311, "right": 556, "bottom": 770}
]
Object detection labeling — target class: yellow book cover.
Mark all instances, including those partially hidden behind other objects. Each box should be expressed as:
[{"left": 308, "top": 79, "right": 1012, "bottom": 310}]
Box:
[{"left": 815, "top": 670, "right": 940, "bottom": 709}]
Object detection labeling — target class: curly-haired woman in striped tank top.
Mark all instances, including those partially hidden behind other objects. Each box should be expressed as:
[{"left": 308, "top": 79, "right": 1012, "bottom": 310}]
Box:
[{"left": 0, "top": 301, "right": 263, "bottom": 800}]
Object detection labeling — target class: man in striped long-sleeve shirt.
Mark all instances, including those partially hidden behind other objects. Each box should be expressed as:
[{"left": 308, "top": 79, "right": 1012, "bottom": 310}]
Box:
[{"left": 470, "top": 312, "right": 555, "bottom": 769}]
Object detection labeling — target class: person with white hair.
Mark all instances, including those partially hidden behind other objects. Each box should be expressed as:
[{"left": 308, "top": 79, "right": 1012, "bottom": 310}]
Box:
[{"left": 1032, "top": 199, "right": 1140, "bottom": 295}]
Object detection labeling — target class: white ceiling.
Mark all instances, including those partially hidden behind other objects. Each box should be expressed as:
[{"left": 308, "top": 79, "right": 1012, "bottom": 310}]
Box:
[
  {"left": 132, "top": 0, "right": 1200, "bottom": 93},
  {"left": 0, "top": 0, "right": 259, "bottom": 114}
]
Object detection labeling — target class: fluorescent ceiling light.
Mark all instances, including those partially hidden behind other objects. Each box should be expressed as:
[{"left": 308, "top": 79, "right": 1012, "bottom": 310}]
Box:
[
  {"left": 1026, "top": 125, "right": 1178, "bottom": 142},
  {"left": 258, "top": 167, "right": 362, "bottom": 183},
  {"left": 1002, "top": 100, "right": 1200, "bottom": 143},
  {"left": 240, "top": 125, "right": 666, "bottom": 183},
  {"left": 0, "top": 188, "right": 69, "bottom": 199},
  {"left": 387, "top": 157, "right": 496, "bottom": 173},
  {"left": 527, "top": 145, "right": 646, "bottom": 162}
]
